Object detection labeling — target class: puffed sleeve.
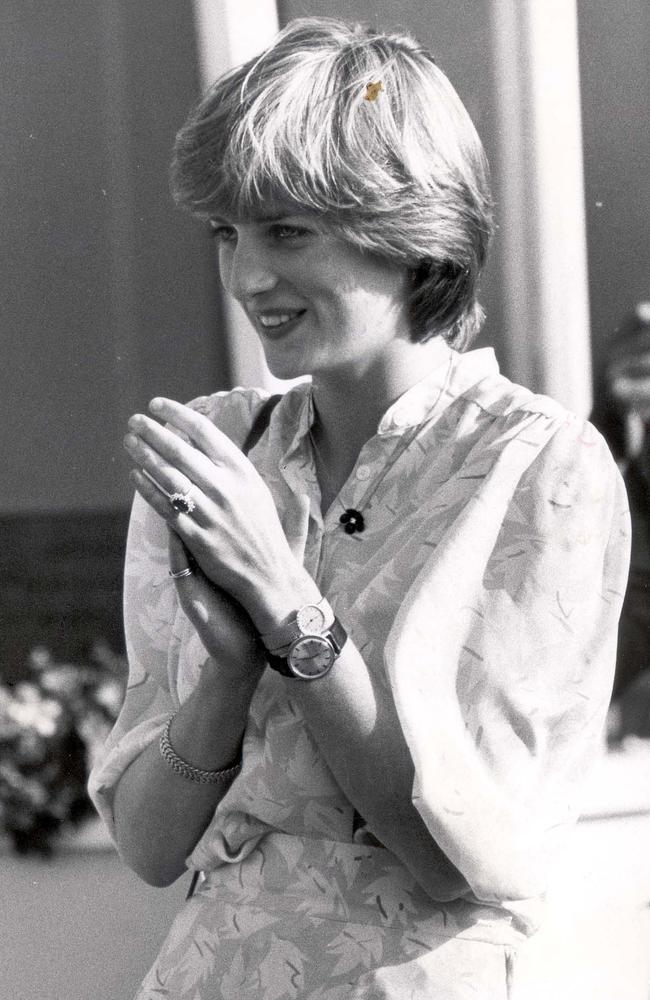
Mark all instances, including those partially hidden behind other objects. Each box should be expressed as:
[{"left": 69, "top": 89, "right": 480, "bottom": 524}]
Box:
[
  {"left": 87, "top": 491, "right": 179, "bottom": 840},
  {"left": 385, "top": 414, "right": 631, "bottom": 905},
  {"left": 87, "top": 387, "right": 270, "bottom": 841}
]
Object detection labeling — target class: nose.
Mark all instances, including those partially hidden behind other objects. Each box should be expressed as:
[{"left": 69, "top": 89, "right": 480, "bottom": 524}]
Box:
[{"left": 221, "top": 233, "right": 278, "bottom": 304}]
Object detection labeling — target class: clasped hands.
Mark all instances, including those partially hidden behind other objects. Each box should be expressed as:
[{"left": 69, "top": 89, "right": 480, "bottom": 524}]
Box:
[{"left": 123, "top": 397, "right": 320, "bottom": 672}]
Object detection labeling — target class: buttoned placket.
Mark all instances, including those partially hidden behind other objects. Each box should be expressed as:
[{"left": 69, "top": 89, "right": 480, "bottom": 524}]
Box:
[
  {"left": 272, "top": 354, "right": 473, "bottom": 582},
  {"left": 273, "top": 391, "right": 325, "bottom": 582}
]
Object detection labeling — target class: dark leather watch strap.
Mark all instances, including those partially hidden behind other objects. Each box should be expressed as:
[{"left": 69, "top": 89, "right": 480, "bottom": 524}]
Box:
[
  {"left": 324, "top": 618, "right": 347, "bottom": 655},
  {"left": 265, "top": 650, "right": 294, "bottom": 676}
]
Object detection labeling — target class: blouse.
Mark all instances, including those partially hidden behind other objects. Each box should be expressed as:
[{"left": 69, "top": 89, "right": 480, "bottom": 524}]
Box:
[{"left": 89, "top": 346, "right": 630, "bottom": 993}]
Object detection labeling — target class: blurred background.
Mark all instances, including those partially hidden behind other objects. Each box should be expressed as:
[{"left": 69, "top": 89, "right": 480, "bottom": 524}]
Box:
[{"left": 0, "top": 1, "right": 648, "bottom": 998}]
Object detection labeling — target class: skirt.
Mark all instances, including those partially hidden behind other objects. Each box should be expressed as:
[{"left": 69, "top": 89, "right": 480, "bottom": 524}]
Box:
[{"left": 135, "top": 833, "right": 520, "bottom": 999}]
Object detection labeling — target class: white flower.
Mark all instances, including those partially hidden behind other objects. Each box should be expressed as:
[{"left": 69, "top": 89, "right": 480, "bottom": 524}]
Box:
[
  {"left": 10, "top": 685, "right": 62, "bottom": 737},
  {"left": 94, "top": 679, "right": 124, "bottom": 714}
]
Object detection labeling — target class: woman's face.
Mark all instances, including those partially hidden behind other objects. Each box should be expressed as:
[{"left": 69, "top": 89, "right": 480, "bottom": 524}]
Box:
[{"left": 211, "top": 208, "right": 412, "bottom": 381}]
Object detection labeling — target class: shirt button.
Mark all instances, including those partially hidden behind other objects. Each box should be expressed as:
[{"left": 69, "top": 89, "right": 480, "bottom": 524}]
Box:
[{"left": 356, "top": 465, "right": 371, "bottom": 481}]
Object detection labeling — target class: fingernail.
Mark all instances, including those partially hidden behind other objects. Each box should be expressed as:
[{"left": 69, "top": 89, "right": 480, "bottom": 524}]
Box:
[{"left": 124, "top": 434, "right": 138, "bottom": 449}]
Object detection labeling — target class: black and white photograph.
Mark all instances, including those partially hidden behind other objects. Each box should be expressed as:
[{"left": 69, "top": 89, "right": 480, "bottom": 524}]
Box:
[{"left": 1, "top": 2, "right": 649, "bottom": 998}]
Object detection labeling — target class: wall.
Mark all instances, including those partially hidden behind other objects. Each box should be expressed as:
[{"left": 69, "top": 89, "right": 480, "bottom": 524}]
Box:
[
  {"left": 577, "top": 0, "right": 650, "bottom": 391},
  {"left": 0, "top": 2, "right": 228, "bottom": 514}
]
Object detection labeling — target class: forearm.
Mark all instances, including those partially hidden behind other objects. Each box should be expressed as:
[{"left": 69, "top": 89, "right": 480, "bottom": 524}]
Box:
[
  {"left": 113, "top": 665, "right": 261, "bottom": 886},
  {"left": 287, "top": 640, "right": 468, "bottom": 902},
  {"left": 244, "top": 568, "right": 467, "bottom": 900},
  {"left": 291, "top": 640, "right": 549, "bottom": 902}
]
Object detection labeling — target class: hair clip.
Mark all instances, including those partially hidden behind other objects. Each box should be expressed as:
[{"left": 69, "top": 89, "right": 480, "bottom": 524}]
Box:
[{"left": 363, "top": 81, "right": 383, "bottom": 102}]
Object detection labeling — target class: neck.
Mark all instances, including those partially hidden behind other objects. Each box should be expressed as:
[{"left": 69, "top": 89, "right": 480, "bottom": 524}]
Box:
[
  {"left": 308, "top": 337, "right": 450, "bottom": 514},
  {"left": 311, "top": 336, "right": 450, "bottom": 455}
]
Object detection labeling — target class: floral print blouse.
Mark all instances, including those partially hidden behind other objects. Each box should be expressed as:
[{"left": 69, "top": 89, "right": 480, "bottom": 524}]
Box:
[{"left": 89, "top": 346, "right": 630, "bottom": 996}]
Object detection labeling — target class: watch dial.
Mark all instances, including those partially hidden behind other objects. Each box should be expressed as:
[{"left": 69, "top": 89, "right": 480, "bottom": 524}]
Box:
[
  {"left": 296, "top": 605, "right": 326, "bottom": 634},
  {"left": 289, "top": 636, "right": 334, "bottom": 679}
]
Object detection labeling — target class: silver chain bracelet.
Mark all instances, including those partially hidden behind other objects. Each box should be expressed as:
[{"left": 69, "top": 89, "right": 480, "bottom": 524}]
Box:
[{"left": 159, "top": 714, "right": 242, "bottom": 784}]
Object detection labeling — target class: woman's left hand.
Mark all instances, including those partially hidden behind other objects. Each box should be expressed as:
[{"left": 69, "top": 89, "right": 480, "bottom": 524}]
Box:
[{"left": 123, "top": 397, "right": 319, "bottom": 634}]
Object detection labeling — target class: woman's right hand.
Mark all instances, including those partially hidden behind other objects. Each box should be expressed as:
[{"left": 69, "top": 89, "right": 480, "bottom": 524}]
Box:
[{"left": 167, "top": 530, "right": 267, "bottom": 684}]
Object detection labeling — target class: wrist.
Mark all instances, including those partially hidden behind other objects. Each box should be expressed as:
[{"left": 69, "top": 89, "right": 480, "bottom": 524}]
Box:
[
  {"left": 248, "top": 567, "right": 323, "bottom": 637},
  {"left": 195, "top": 653, "right": 265, "bottom": 700}
]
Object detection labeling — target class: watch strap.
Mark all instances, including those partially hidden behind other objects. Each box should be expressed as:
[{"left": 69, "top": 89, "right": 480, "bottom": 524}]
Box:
[{"left": 265, "top": 650, "right": 294, "bottom": 676}]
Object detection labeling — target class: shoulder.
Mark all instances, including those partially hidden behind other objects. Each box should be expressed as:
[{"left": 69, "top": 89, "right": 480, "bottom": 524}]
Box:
[
  {"left": 443, "top": 350, "right": 580, "bottom": 465},
  {"left": 185, "top": 383, "right": 310, "bottom": 450},
  {"left": 456, "top": 357, "right": 569, "bottom": 425},
  {"left": 446, "top": 358, "right": 627, "bottom": 532},
  {"left": 483, "top": 390, "right": 629, "bottom": 555},
  {"left": 185, "top": 386, "right": 272, "bottom": 450},
  {"left": 458, "top": 359, "right": 618, "bottom": 476}
]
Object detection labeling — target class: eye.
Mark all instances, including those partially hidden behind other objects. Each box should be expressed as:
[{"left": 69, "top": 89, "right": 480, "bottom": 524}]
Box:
[
  {"left": 269, "top": 223, "right": 308, "bottom": 241},
  {"left": 209, "top": 224, "right": 236, "bottom": 244}
]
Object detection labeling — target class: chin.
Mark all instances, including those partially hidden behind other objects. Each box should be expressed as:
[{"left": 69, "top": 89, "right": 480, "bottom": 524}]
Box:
[
  {"left": 264, "top": 357, "right": 312, "bottom": 383},
  {"left": 261, "top": 345, "right": 312, "bottom": 381}
]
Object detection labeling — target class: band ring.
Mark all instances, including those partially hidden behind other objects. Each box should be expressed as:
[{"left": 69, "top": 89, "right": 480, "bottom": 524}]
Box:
[{"left": 169, "top": 566, "right": 193, "bottom": 579}]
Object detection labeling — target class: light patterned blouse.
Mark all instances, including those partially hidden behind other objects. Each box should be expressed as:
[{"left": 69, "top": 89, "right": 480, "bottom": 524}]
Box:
[{"left": 89, "top": 346, "right": 630, "bottom": 999}]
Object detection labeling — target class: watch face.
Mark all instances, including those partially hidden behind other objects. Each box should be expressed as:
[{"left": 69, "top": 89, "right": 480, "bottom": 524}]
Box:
[
  {"left": 296, "top": 604, "right": 327, "bottom": 635},
  {"left": 288, "top": 635, "right": 334, "bottom": 679}
]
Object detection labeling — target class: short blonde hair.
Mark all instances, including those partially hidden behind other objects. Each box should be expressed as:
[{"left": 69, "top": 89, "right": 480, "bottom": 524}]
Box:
[{"left": 171, "top": 17, "right": 494, "bottom": 348}]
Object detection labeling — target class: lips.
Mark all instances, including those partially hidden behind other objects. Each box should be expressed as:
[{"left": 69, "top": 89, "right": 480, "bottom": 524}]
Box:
[{"left": 254, "top": 309, "right": 307, "bottom": 339}]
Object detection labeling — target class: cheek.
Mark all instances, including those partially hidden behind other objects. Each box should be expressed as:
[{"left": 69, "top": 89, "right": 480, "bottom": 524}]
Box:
[{"left": 217, "top": 252, "right": 233, "bottom": 293}]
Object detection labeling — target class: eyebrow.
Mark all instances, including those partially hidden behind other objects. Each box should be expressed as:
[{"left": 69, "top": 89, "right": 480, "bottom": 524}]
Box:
[{"left": 209, "top": 211, "right": 294, "bottom": 225}]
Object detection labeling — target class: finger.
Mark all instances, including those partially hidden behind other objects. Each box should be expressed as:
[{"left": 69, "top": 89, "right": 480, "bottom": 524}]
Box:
[
  {"left": 147, "top": 398, "right": 245, "bottom": 467},
  {"left": 130, "top": 470, "right": 205, "bottom": 540},
  {"left": 124, "top": 428, "right": 215, "bottom": 518},
  {"left": 167, "top": 528, "right": 196, "bottom": 576},
  {"left": 166, "top": 534, "right": 212, "bottom": 626},
  {"left": 125, "top": 416, "right": 228, "bottom": 496},
  {"left": 166, "top": 526, "right": 244, "bottom": 636},
  {"left": 130, "top": 461, "right": 205, "bottom": 524},
  {"left": 139, "top": 467, "right": 205, "bottom": 523},
  {"left": 131, "top": 468, "right": 174, "bottom": 520}
]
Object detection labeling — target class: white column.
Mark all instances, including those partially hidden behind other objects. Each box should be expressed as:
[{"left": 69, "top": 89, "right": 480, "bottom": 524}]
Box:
[
  {"left": 490, "top": 0, "right": 592, "bottom": 416},
  {"left": 192, "top": 0, "right": 304, "bottom": 392}
]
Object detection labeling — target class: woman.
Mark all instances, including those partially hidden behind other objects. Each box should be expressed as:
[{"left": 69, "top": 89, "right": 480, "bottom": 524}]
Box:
[{"left": 89, "top": 17, "right": 630, "bottom": 999}]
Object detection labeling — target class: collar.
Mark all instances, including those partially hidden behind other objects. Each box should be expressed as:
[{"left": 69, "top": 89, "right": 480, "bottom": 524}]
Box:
[
  {"left": 376, "top": 346, "right": 500, "bottom": 435},
  {"left": 278, "top": 345, "right": 500, "bottom": 459}
]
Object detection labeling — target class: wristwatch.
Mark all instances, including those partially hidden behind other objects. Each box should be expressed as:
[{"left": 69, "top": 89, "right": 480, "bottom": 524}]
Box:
[
  {"left": 262, "top": 600, "right": 347, "bottom": 681},
  {"left": 265, "top": 618, "right": 347, "bottom": 680},
  {"left": 260, "top": 597, "right": 335, "bottom": 651}
]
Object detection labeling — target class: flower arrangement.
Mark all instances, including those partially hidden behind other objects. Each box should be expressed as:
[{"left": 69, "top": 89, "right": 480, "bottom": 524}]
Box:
[{"left": 0, "top": 643, "right": 126, "bottom": 855}]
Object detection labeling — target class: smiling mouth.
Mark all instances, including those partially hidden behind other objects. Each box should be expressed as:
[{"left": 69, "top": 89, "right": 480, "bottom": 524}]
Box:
[{"left": 256, "top": 310, "right": 307, "bottom": 337}]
